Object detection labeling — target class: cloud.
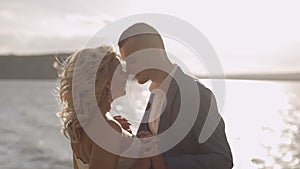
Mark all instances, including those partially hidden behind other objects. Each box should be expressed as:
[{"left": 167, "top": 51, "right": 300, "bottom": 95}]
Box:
[
  {"left": 261, "top": 42, "right": 300, "bottom": 72},
  {"left": 0, "top": 0, "right": 127, "bottom": 54},
  {"left": 0, "top": 33, "right": 90, "bottom": 54},
  {"left": 1, "top": 0, "right": 300, "bottom": 73},
  {"left": 0, "top": 10, "right": 14, "bottom": 20},
  {"left": 0, "top": 0, "right": 127, "bottom": 17}
]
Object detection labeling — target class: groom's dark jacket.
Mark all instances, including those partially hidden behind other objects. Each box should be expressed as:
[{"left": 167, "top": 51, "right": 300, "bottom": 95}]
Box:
[{"left": 137, "top": 67, "right": 233, "bottom": 169}]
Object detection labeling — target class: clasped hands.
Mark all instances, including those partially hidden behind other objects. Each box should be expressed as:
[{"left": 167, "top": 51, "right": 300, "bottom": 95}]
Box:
[{"left": 113, "top": 115, "right": 167, "bottom": 169}]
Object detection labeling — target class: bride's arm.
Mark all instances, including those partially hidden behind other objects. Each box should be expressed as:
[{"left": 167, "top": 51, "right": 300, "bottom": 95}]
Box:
[
  {"left": 128, "top": 158, "right": 151, "bottom": 169},
  {"left": 89, "top": 143, "right": 120, "bottom": 169},
  {"left": 89, "top": 121, "right": 122, "bottom": 169},
  {"left": 151, "top": 155, "right": 168, "bottom": 169}
]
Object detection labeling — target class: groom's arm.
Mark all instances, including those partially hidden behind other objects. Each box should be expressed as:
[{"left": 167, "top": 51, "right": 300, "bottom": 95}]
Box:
[
  {"left": 163, "top": 154, "right": 210, "bottom": 169},
  {"left": 162, "top": 85, "right": 231, "bottom": 169},
  {"left": 163, "top": 153, "right": 232, "bottom": 169}
]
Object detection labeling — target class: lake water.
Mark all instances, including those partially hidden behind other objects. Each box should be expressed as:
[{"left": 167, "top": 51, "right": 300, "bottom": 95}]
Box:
[{"left": 0, "top": 79, "right": 299, "bottom": 169}]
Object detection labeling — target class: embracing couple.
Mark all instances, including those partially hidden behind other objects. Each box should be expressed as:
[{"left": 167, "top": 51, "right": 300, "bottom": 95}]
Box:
[{"left": 57, "top": 23, "right": 233, "bottom": 169}]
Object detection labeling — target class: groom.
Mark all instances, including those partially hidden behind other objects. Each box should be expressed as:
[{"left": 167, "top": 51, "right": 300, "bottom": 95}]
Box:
[{"left": 118, "top": 23, "right": 233, "bottom": 169}]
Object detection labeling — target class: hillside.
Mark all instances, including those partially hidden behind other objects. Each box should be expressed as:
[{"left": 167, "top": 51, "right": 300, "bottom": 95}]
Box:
[
  {"left": 196, "top": 73, "right": 300, "bottom": 81},
  {"left": 1, "top": 53, "right": 300, "bottom": 80},
  {"left": 0, "top": 53, "right": 70, "bottom": 79}
]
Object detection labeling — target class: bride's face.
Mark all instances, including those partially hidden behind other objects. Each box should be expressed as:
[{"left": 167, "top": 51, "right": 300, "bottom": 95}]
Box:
[{"left": 110, "top": 63, "right": 128, "bottom": 101}]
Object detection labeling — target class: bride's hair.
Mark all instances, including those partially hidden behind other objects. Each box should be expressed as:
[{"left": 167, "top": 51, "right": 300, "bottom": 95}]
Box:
[{"left": 56, "top": 46, "right": 120, "bottom": 143}]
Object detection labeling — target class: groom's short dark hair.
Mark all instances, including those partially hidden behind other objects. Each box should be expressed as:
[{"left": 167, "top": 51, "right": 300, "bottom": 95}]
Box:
[{"left": 118, "top": 23, "right": 165, "bottom": 49}]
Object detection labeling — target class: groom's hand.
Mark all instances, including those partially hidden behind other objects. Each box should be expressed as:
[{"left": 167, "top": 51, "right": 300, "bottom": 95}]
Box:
[
  {"left": 113, "top": 115, "right": 132, "bottom": 134},
  {"left": 137, "top": 131, "right": 158, "bottom": 157},
  {"left": 137, "top": 131, "right": 168, "bottom": 169}
]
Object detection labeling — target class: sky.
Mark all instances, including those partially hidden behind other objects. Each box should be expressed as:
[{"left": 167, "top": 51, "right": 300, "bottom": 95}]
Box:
[{"left": 0, "top": 0, "right": 300, "bottom": 74}]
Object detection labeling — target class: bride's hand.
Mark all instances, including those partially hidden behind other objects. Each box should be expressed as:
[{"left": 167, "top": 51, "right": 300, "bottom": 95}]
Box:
[{"left": 113, "top": 115, "right": 132, "bottom": 134}]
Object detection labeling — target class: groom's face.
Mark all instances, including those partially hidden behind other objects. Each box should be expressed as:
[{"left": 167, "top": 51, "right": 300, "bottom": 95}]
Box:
[{"left": 119, "top": 40, "right": 152, "bottom": 84}]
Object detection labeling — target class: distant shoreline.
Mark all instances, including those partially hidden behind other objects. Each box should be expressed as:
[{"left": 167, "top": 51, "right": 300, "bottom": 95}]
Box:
[
  {"left": 0, "top": 53, "right": 70, "bottom": 79},
  {"left": 1, "top": 53, "right": 300, "bottom": 81},
  {"left": 195, "top": 73, "right": 300, "bottom": 81}
]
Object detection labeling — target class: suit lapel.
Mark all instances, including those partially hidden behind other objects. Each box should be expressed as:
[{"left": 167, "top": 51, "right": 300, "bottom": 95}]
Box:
[
  {"left": 138, "top": 68, "right": 185, "bottom": 135},
  {"left": 157, "top": 69, "right": 181, "bottom": 134}
]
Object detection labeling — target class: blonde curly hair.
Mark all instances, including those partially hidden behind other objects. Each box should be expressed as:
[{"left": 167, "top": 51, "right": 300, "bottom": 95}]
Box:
[{"left": 56, "top": 46, "right": 121, "bottom": 143}]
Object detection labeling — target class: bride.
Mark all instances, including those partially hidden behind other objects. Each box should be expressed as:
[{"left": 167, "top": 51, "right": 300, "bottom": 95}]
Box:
[{"left": 56, "top": 46, "right": 152, "bottom": 169}]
